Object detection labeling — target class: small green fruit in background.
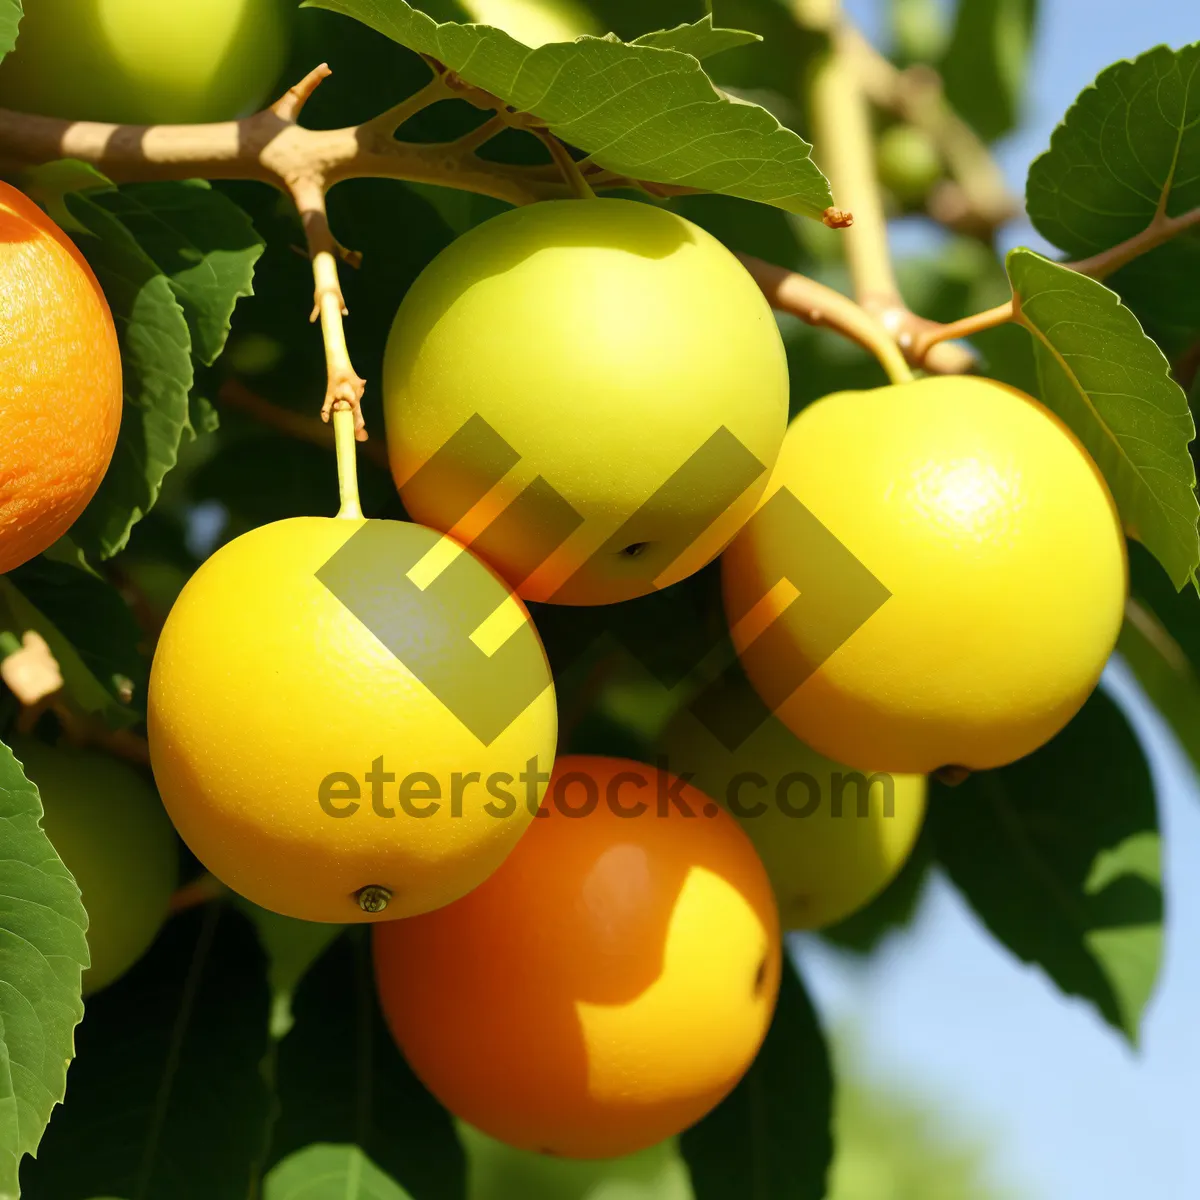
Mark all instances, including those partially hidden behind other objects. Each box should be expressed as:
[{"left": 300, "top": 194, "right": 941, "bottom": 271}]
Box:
[
  {"left": 461, "top": 1123, "right": 694, "bottom": 1200},
  {"left": 875, "top": 124, "right": 943, "bottom": 203},
  {"left": 13, "top": 737, "right": 179, "bottom": 994},
  {"left": 658, "top": 707, "right": 927, "bottom": 930},
  {"left": 458, "top": 0, "right": 599, "bottom": 46},
  {"left": 0, "top": 0, "right": 291, "bottom": 125}
]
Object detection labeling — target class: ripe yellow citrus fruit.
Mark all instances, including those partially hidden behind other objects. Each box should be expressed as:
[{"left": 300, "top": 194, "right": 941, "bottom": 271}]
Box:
[
  {"left": 12, "top": 736, "right": 178, "bottom": 994},
  {"left": 1, "top": 180, "right": 121, "bottom": 574},
  {"left": 0, "top": 0, "right": 289, "bottom": 124},
  {"left": 147, "top": 516, "right": 557, "bottom": 924},
  {"left": 659, "top": 705, "right": 926, "bottom": 930},
  {"left": 383, "top": 199, "right": 789, "bottom": 606},
  {"left": 374, "top": 755, "right": 780, "bottom": 1159},
  {"left": 460, "top": 1123, "right": 694, "bottom": 1200},
  {"left": 723, "top": 377, "right": 1127, "bottom": 773}
]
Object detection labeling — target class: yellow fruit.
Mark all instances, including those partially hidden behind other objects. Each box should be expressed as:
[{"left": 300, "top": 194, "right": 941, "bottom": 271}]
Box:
[
  {"left": 384, "top": 199, "right": 789, "bottom": 606},
  {"left": 723, "top": 377, "right": 1127, "bottom": 773},
  {"left": 11, "top": 736, "right": 178, "bottom": 994},
  {"left": 374, "top": 756, "right": 780, "bottom": 1159},
  {"left": 457, "top": 0, "right": 599, "bottom": 46},
  {"left": 0, "top": 0, "right": 289, "bottom": 124},
  {"left": 658, "top": 706, "right": 926, "bottom": 929},
  {"left": 147, "top": 516, "right": 557, "bottom": 923},
  {"left": 461, "top": 1123, "right": 694, "bottom": 1200}
]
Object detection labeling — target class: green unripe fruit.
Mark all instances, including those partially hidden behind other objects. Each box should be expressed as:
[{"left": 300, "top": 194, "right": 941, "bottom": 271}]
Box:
[
  {"left": 658, "top": 709, "right": 926, "bottom": 930},
  {"left": 461, "top": 1123, "right": 694, "bottom": 1199},
  {"left": 0, "top": 0, "right": 290, "bottom": 125},
  {"left": 13, "top": 737, "right": 179, "bottom": 994},
  {"left": 876, "top": 124, "right": 942, "bottom": 203}
]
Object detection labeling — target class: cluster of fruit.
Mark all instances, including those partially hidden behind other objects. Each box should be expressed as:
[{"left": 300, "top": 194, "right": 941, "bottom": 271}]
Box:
[{"left": 1, "top": 157, "right": 1127, "bottom": 1158}]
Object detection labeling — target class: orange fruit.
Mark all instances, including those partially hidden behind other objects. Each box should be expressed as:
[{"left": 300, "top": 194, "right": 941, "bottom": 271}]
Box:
[
  {"left": 373, "top": 755, "right": 781, "bottom": 1159},
  {"left": 0, "top": 180, "right": 122, "bottom": 573},
  {"left": 148, "top": 516, "right": 558, "bottom": 924}
]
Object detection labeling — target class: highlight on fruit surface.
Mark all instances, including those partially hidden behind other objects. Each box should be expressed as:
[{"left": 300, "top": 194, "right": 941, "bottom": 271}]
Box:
[
  {"left": 0, "top": 0, "right": 291, "bottom": 124},
  {"left": 373, "top": 755, "right": 781, "bottom": 1160},
  {"left": 0, "top": 180, "right": 122, "bottom": 574},
  {"left": 723, "top": 376, "right": 1127, "bottom": 775},
  {"left": 147, "top": 516, "right": 558, "bottom": 924},
  {"left": 12, "top": 735, "right": 178, "bottom": 994},
  {"left": 383, "top": 198, "right": 790, "bottom": 607},
  {"left": 659, "top": 704, "right": 927, "bottom": 930}
]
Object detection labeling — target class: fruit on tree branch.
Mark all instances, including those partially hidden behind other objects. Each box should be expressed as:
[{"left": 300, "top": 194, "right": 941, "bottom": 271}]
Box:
[
  {"left": 0, "top": 181, "right": 121, "bottom": 573},
  {"left": 0, "top": 0, "right": 290, "bottom": 125},
  {"left": 723, "top": 376, "right": 1127, "bottom": 775}
]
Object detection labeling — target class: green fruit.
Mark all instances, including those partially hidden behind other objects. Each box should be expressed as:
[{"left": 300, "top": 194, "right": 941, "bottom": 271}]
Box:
[
  {"left": 13, "top": 737, "right": 179, "bottom": 994},
  {"left": 383, "top": 198, "right": 789, "bottom": 606},
  {"left": 0, "top": 0, "right": 290, "bottom": 124},
  {"left": 458, "top": 0, "right": 599, "bottom": 46},
  {"left": 876, "top": 124, "right": 942, "bottom": 202},
  {"left": 658, "top": 708, "right": 926, "bottom": 930},
  {"left": 461, "top": 1122, "right": 694, "bottom": 1200}
]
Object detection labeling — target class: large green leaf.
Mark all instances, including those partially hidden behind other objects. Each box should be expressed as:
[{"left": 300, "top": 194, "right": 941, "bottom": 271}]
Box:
[
  {"left": 21, "top": 906, "right": 272, "bottom": 1200},
  {"left": 1008, "top": 248, "right": 1199, "bottom": 589},
  {"left": 0, "top": 740, "right": 88, "bottom": 1200},
  {"left": 303, "top": 1, "right": 834, "bottom": 216},
  {"left": 1025, "top": 43, "right": 1200, "bottom": 357},
  {"left": 680, "top": 958, "right": 832, "bottom": 1199},
  {"left": 1119, "top": 541, "right": 1200, "bottom": 775},
  {"left": 932, "top": 689, "right": 1162, "bottom": 1043},
  {"left": 269, "top": 931, "right": 466, "bottom": 1200},
  {"left": 0, "top": 0, "right": 19, "bottom": 61},
  {"left": 631, "top": 17, "right": 760, "bottom": 59},
  {"left": 0, "top": 556, "right": 146, "bottom": 727},
  {"left": 86, "top": 181, "right": 265, "bottom": 369},
  {"left": 65, "top": 194, "right": 194, "bottom": 560},
  {"left": 938, "top": 0, "right": 1037, "bottom": 142},
  {"left": 265, "top": 1144, "right": 413, "bottom": 1200}
]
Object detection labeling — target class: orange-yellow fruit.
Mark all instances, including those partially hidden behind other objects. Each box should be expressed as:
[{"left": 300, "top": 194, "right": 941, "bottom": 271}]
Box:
[
  {"left": 723, "top": 377, "right": 1127, "bottom": 773},
  {"left": 148, "top": 516, "right": 557, "bottom": 924},
  {"left": 374, "top": 755, "right": 780, "bottom": 1159},
  {"left": 1, "top": 180, "right": 121, "bottom": 573}
]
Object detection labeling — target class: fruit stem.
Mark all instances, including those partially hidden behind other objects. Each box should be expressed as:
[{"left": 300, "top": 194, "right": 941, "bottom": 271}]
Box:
[
  {"left": 334, "top": 406, "right": 363, "bottom": 520},
  {"left": 538, "top": 132, "right": 596, "bottom": 200}
]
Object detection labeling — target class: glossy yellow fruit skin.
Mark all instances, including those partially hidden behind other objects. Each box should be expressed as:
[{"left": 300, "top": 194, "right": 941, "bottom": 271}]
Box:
[
  {"left": 723, "top": 377, "right": 1127, "bottom": 774},
  {"left": 0, "top": 0, "right": 289, "bottom": 124},
  {"left": 384, "top": 199, "right": 789, "bottom": 606},
  {"left": 659, "top": 708, "right": 926, "bottom": 930},
  {"left": 147, "top": 517, "right": 557, "bottom": 923},
  {"left": 11, "top": 737, "right": 178, "bottom": 994}
]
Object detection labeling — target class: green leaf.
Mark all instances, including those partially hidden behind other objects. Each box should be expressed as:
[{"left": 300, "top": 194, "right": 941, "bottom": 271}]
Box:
[
  {"left": 303, "top": 0, "right": 833, "bottom": 217},
  {"left": 1007, "top": 248, "right": 1199, "bottom": 589},
  {"left": 631, "top": 16, "right": 760, "bottom": 59},
  {"left": 0, "top": 0, "right": 20, "bottom": 61},
  {"left": 21, "top": 906, "right": 273, "bottom": 1200},
  {"left": 65, "top": 192, "right": 195, "bottom": 560},
  {"left": 938, "top": 0, "right": 1037, "bottom": 141},
  {"left": 0, "top": 557, "right": 144, "bottom": 728},
  {"left": 680, "top": 957, "right": 832, "bottom": 1199},
  {"left": 1026, "top": 43, "right": 1199, "bottom": 258},
  {"left": 931, "top": 689, "right": 1163, "bottom": 1043},
  {"left": 1118, "top": 541, "right": 1200, "bottom": 776},
  {"left": 85, "top": 181, "right": 265, "bottom": 367},
  {"left": 0, "top": 740, "right": 89, "bottom": 1198},
  {"left": 265, "top": 1144, "right": 413, "bottom": 1200},
  {"left": 1025, "top": 44, "right": 1200, "bottom": 357},
  {"left": 269, "top": 931, "right": 466, "bottom": 1199}
]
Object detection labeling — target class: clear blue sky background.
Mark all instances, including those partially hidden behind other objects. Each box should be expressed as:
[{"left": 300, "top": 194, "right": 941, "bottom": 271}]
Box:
[{"left": 801, "top": 4, "right": 1200, "bottom": 1197}]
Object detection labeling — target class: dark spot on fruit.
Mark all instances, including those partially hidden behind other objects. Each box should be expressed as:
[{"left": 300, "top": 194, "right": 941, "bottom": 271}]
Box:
[
  {"left": 703, "top": 802, "right": 719, "bottom": 817},
  {"left": 620, "top": 541, "right": 650, "bottom": 558},
  {"left": 753, "top": 956, "right": 768, "bottom": 997}
]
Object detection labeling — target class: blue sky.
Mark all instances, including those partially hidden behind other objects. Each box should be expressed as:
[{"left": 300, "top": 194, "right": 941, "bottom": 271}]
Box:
[{"left": 804, "top": 4, "right": 1200, "bottom": 1197}]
